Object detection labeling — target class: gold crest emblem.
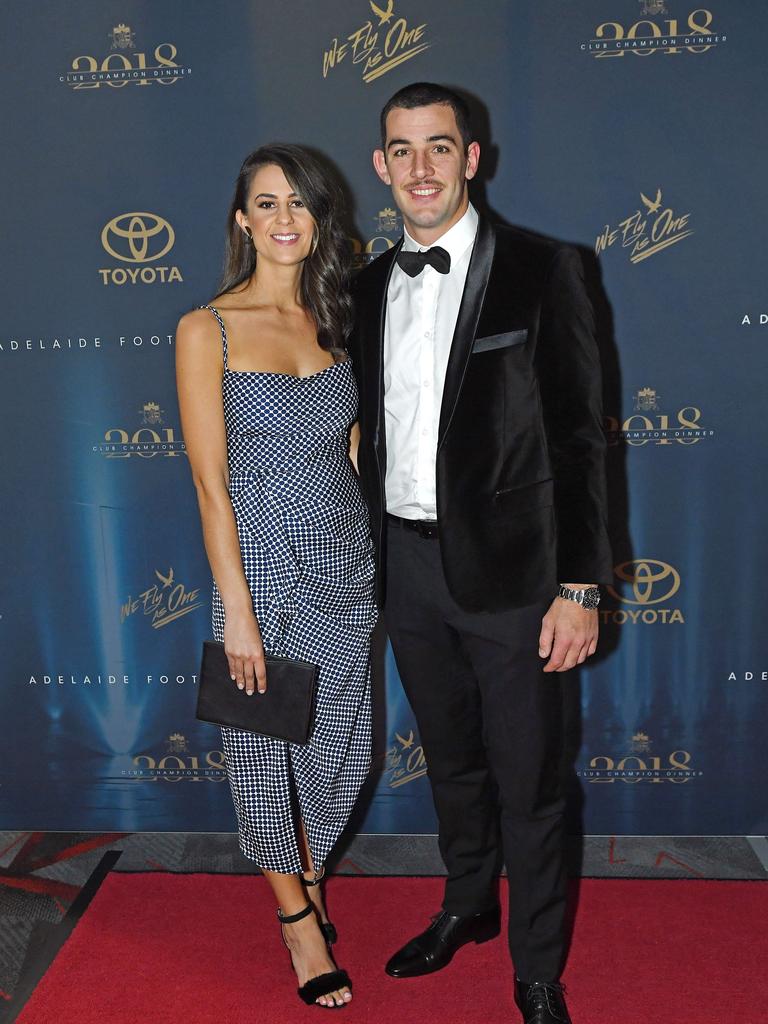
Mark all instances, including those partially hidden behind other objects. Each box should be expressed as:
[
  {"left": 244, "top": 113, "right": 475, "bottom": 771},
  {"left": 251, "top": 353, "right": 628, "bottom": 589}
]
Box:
[
  {"left": 109, "top": 24, "right": 136, "bottom": 50},
  {"left": 634, "top": 387, "right": 661, "bottom": 412},
  {"left": 639, "top": 0, "right": 668, "bottom": 15},
  {"left": 631, "top": 731, "right": 652, "bottom": 753},
  {"left": 140, "top": 401, "right": 163, "bottom": 425},
  {"left": 167, "top": 733, "right": 189, "bottom": 754},
  {"left": 375, "top": 207, "right": 400, "bottom": 233}
]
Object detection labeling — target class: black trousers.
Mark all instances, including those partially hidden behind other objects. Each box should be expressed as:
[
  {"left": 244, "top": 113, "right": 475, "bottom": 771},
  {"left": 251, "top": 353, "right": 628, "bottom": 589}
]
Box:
[{"left": 385, "top": 521, "right": 568, "bottom": 983}]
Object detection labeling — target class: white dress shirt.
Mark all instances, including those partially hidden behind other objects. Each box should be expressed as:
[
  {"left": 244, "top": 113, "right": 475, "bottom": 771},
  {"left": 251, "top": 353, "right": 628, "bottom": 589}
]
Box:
[{"left": 384, "top": 203, "right": 479, "bottom": 519}]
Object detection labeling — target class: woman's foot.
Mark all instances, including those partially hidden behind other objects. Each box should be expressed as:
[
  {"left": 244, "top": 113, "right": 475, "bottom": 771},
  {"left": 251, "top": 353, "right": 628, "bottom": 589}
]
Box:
[{"left": 281, "top": 910, "right": 351, "bottom": 1007}]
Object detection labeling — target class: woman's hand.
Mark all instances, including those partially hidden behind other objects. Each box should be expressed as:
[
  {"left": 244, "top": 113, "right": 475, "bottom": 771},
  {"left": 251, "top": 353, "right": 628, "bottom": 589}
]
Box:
[{"left": 224, "top": 611, "right": 267, "bottom": 695}]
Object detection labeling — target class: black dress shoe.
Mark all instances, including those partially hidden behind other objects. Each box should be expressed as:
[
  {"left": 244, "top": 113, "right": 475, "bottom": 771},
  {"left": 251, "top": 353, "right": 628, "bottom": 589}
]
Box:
[
  {"left": 514, "top": 980, "right": 572, "bottom": 1024},
  {"left": 385, "top": 906, "right": 500, "bottom": 978}
]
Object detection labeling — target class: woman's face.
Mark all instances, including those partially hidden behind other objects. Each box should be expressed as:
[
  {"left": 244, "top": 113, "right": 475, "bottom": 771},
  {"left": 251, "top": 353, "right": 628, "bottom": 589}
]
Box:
[{"left": 237, "top": 163, "right": 316, "bottom": 267}]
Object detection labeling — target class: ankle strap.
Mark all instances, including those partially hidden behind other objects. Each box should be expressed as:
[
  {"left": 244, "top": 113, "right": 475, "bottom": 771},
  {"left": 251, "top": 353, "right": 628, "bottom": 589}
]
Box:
[
  {"left": 277, "top": 903, "right": 313, "bottom": 925},
  {"left": 301, "top": 866, "right": 326, "bottom": 887}
]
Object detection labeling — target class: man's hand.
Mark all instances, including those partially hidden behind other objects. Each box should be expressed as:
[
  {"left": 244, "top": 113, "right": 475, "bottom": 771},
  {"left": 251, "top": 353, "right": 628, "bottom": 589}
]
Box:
[{"left": 538, "top": 594, "right": 599, "bottom": 673}]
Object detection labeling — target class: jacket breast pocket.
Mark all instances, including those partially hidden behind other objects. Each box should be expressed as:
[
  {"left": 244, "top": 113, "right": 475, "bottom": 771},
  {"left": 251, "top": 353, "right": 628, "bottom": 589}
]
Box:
[
  {"left": 472, "top": 329, "right": 528, "bottom": 354},
  {"left": 493, "top": 478, "right": 553, "bottom": 516}
]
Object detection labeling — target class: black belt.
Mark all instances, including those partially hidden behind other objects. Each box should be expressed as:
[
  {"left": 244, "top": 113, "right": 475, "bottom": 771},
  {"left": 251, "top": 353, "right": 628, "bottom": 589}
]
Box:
[{"left": 386, "top": 513, "right": 439, "bottom": 539}]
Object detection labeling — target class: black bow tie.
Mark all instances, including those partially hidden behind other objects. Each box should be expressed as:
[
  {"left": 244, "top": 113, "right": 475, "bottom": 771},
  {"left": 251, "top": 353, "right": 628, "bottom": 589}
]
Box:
[{"left": 396, "top": 245, "right": 451, "bottom": 277}]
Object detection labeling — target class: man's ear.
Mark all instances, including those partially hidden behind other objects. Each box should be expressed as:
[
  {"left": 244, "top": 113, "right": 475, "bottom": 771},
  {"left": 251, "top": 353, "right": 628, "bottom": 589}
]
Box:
[
  {"left": 373, "top": 149, "right": 391, "bottom": 186},
  {"left": 465, "top": 141, "right": 481, "bottom": 182}
]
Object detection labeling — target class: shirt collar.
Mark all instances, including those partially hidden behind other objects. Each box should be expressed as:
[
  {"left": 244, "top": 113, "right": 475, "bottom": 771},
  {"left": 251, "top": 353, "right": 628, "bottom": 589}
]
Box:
[{"left": 401, "top": 203, "right": 479, "bottom": 265}]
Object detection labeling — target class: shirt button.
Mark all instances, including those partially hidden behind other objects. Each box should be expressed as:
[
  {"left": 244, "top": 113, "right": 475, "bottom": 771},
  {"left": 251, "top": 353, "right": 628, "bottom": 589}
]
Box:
[
  {"left": 421, "top": 428, "right": 428, "bottom": 436},
  {"left": 424, "top": 331, "right": 431, "bottom": 338},
  {"left": 422, "top": 379, "right": 430, "bottom": 387}
]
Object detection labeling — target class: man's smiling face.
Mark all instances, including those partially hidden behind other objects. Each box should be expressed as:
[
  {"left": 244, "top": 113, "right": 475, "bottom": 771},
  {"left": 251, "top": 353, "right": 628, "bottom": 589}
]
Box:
[{"left": 373, "top": 102, "right": 480, "bottom": 245}]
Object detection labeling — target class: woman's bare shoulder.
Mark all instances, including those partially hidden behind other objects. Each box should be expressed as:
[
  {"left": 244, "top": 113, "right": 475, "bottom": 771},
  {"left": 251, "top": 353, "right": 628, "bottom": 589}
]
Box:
[{"left": 176, "top": 307, "right": 223, "bottom": 360}]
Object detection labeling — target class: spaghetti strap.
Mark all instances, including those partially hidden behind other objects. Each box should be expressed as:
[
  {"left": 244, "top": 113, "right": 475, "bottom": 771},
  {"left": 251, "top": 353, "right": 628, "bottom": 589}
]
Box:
[{"left": 198, "top": 304, "right": 228, "bottom": 371}]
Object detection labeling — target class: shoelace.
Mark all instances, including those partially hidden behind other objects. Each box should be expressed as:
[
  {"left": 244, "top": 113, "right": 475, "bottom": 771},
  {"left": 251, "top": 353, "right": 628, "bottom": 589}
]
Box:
[{"left": 525, "top": 982, "right": 567, "bottom": 1019}]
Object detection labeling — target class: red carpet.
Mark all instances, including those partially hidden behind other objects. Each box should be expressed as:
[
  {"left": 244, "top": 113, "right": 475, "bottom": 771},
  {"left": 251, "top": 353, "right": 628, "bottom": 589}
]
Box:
[{"left": 17, "top": 875, "right": 767, "bottom": 1023}]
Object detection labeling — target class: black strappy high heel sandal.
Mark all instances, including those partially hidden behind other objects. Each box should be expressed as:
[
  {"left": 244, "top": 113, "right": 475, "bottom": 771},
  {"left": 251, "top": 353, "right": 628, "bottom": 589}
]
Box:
[
  {"left": 277, "top": 903, "right": 352, "bottom": 1008},
  {"left": 301, "top": 866, "right": 338, "bottom": 946}
]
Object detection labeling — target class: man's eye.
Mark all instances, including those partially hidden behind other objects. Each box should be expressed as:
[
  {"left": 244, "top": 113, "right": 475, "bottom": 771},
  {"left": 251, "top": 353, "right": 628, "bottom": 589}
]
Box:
[
  {"left": 433, "top": 145, "right": 449, "bottom": 154},
  {"left": 394, "top": 148, "right": 408, "bottom": 158}
]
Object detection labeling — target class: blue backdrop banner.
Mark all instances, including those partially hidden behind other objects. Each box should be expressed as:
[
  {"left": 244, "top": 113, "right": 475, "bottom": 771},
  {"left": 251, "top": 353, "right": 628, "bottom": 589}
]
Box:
[{"left": 1, "top": 1, "right": 766, "bottom": 839}]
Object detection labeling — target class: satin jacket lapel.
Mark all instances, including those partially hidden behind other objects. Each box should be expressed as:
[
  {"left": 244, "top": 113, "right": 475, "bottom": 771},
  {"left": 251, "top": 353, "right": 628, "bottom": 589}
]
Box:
[
  {"left": 360, "top": 239, "right": 402, "bottom": 467},
  {"left": 437, "top": 216, "right": 496, "bottom": 450}
]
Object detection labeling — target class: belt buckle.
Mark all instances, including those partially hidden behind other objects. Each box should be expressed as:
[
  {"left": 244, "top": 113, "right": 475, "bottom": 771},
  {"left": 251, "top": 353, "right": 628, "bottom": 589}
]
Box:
[{"left": 415, "top": 519, "right": 438, "bottom": 539}]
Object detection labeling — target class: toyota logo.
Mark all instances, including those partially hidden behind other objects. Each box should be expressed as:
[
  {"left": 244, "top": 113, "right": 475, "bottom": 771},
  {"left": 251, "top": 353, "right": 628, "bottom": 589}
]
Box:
[
  {"left": 607, "top": 559, "right": 681, "bottom": 606},
  {"left": 101, "top": 212, "right": 175, "bottom": 263}
]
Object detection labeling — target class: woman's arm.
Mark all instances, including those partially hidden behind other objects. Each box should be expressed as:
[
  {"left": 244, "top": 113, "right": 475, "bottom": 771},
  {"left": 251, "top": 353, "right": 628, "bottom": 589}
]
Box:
[
  {"left": 175, "top": 310, "right": 266, "bottom": 694},
  {"left": 349, "top": 421, "right": 360, "bottom": 474}
]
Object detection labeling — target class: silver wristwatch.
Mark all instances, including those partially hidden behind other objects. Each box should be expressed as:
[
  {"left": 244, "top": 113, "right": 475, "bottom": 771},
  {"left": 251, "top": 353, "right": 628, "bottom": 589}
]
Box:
[{"left": 558, "top": 585, "right": 601, "bottom": 610}]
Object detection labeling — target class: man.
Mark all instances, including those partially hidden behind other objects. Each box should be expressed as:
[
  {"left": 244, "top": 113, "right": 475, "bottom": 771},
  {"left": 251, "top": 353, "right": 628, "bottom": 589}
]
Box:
[{"left": 349, "top": 83, "right": 612, "bottom": 1024}]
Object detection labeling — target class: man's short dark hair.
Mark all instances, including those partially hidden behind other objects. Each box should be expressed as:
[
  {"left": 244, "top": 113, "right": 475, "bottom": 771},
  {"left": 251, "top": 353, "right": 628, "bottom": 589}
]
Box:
[{"left": 379, "top": 82, "right": 473, "bottom": 152}]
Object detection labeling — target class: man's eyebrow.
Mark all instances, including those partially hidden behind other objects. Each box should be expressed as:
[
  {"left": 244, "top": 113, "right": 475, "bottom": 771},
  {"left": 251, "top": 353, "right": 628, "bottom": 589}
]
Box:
[{"left": 387, "top": 134, "right": 457, "bottom": 150}]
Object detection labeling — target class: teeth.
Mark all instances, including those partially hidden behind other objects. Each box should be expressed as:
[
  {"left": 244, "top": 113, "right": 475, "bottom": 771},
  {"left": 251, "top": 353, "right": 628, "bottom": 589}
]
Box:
[
  {"left": 273, "top": 234, "right": 298, "bottom": 240},
  {"left": 411, "top": 188, "right": 440, "bottom": 196}
]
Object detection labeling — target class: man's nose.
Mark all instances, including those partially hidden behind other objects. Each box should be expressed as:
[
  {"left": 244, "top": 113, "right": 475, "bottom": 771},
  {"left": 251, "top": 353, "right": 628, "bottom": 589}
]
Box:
[{"left": 410, "top": 150, "right": 434, "bottom": 179}]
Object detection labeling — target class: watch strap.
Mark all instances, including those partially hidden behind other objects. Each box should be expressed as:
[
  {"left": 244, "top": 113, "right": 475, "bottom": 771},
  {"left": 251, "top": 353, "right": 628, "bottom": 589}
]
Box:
[{"left": 558, "top": 584, "right": 601, "bottom": 610}]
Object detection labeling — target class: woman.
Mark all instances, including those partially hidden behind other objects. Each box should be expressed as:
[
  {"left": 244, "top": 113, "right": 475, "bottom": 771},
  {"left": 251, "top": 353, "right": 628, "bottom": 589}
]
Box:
[{"left": 175, "top": 144, "right": 376, "bottom": 1008}]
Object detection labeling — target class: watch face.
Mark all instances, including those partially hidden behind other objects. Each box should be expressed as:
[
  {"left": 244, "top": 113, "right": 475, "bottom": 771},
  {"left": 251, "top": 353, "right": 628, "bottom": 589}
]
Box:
[{"left": 583, "top": 588, "right": 601, "bottom": 610}]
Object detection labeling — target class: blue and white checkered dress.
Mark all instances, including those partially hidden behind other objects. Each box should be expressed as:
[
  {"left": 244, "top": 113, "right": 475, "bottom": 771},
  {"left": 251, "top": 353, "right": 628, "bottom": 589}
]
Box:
[{"left": 201, "top": 305, "right": 377, "bottom": 874}]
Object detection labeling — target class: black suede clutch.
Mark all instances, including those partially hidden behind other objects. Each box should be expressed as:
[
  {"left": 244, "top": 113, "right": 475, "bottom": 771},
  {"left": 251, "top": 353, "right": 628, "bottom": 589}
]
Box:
[{"left": 196, "top": 640, "right": 318, "bottom": 744}]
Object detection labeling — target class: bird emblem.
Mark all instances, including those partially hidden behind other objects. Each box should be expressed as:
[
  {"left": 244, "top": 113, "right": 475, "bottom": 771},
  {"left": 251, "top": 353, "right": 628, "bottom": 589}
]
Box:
[
  {"left": 370, "top": 0, "right": 395, "bottom": 25},
  {"left": 155, "top": 567, "right": 175, "bottom": 588},
  {"left": 640, "top": 188, "right": 663, "bottom": 214},
  {"left": 395, "top": 730, "right": 415, "bottom": 749}
]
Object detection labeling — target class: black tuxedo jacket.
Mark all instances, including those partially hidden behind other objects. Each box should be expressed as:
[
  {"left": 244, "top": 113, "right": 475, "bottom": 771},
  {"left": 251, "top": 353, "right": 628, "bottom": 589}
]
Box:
[{"left": 349, "top": 215, "right": 612, "bottom": 613}]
